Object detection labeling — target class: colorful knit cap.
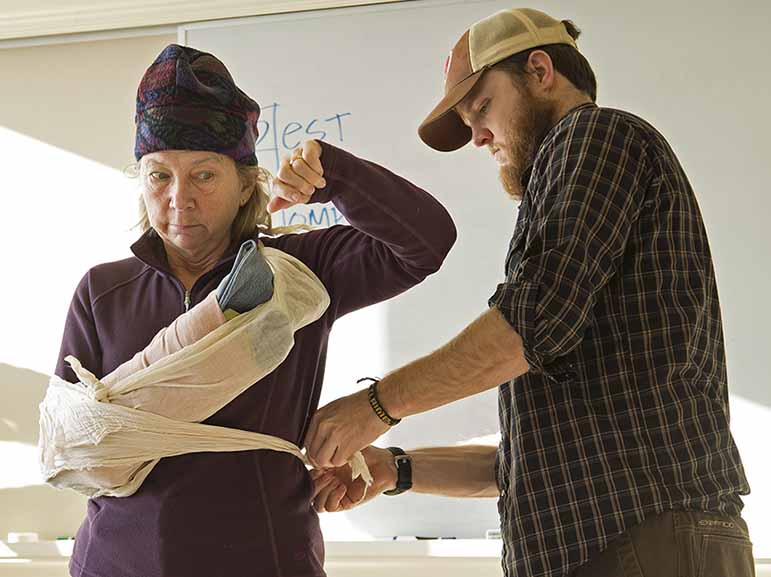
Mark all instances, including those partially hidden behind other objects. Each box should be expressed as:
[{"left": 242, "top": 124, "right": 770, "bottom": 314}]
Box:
[{"left": 134, "top": 44, "right": 261, "bottom": 165}]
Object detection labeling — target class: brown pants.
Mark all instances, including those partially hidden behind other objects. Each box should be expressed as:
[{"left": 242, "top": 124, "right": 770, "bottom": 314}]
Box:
[{"left": 572, "top": 510, "right": 755, "bottom": 577}]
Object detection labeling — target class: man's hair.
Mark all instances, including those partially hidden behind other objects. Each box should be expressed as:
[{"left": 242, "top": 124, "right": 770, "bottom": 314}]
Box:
[{"left": 494, "top": 20, "right": 597, "bottom": 102}]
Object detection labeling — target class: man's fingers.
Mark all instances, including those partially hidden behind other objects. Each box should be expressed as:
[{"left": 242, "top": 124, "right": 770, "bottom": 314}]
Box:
[
  {"left": 303, "top": 414, "right": 319, "bottom": 452},
  {"left": 305, "top": 410, "right": 339, "bottom": 468},
  {"left": 344, "top": 478, "right": 366, "bottom": 506},
  {"left": 309, "top": 468, "right": 325, "bottom": 480},
  {"left": 339, "top": 481, "right": 367, "bottom": 510},
  {"left": 314, "top": 479, "right": 343, "bottom": 513},
  {"left": 314, "top": 435, "right": 339, "bottom": 469},
  {"left": 330, "top": 443, "right": 353, "bottom": 468},
  {"left": 311, "top": 472, "right": 335, "bottom": 500},
  {"left": 313, "top": 482, "right": 334, "bottom": 513},
  {"left": 313, "top": 474, "right": 367, "bottom": 512},
  {"left": 352, "top": 479, "right": 368, "bottom": 503},
  {"left": 303, "top": 416, "right": 325, "bottom": 464},
  {"left": 326, "top": 483, "right": 347, "bottom": 512}
]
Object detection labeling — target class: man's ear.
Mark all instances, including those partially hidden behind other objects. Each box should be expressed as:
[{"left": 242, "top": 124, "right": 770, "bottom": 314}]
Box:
[{"left": 526, "top": 50, "right": 556, "bottom": 92}]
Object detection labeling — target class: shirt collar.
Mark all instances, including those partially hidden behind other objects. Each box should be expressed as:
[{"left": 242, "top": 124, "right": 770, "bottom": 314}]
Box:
[
  {"left": 520, "top": 102, "right": 598, "bottom": 194},
  {"left": 130, "top": 228, "right": 252, "bottom": 276},
  {"left": 540, "top": 101, "right": 598, "bottom": 152},
  {"left": 520, "top": 165, "right": 535, "bottom": 190}
]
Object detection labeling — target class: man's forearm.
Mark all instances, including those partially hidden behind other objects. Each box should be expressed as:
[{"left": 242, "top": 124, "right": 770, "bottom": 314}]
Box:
[
  {"left": 407, "top": 445, "right": 499, "bottom": 498},
  {"left": 378, "top": 307, "right": 529, "bottom": 419}
]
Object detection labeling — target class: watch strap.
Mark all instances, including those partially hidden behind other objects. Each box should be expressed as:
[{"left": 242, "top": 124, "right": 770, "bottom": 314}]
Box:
[{"left": 383, "top": 447, "right": 412, "bottom": 496}]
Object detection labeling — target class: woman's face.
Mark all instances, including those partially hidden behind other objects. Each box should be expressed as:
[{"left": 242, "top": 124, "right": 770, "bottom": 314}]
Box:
[{"left": 140, "top": 150, "right": 249, "bottom": 257}]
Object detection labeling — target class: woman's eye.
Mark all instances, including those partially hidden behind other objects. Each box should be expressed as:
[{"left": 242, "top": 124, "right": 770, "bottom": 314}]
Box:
[
  {"left": 149, "top": 171, "right": 169, "bottom": 181},
  {"left": 196, "top": 171, "right": 215, "bottom": 181},
  {"left": 479, "top": 101, "right": 490, "bottom": 115}
]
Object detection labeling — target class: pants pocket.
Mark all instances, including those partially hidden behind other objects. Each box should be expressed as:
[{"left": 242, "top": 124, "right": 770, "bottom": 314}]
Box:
[{"left": 697, "top": 534, "right": 755, "bottom": 577}]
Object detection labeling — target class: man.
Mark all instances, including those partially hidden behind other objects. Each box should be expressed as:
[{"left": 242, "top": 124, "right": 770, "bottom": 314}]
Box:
[{"left": 304, "top": 8, "right": 754, "bottom": 577}]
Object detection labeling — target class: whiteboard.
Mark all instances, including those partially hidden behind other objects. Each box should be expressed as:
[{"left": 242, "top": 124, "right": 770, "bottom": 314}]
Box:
[{"left": 181, "top": 0, "right": 771, "bottom": 547}]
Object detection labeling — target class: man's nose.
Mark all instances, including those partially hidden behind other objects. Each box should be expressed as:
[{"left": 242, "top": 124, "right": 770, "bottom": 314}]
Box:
[{"left": 471, "top": 125, "right": 493, "bottom": 148}]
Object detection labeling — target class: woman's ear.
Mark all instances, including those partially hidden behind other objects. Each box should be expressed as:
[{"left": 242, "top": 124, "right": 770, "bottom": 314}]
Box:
[{"left": 239, "top": 172, "right": 254, "bottom": 206}]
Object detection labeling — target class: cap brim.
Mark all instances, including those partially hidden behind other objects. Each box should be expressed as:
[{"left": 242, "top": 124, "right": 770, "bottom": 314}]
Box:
[{"left": 418, "top": 69, "right": 485, "bottom": 152}]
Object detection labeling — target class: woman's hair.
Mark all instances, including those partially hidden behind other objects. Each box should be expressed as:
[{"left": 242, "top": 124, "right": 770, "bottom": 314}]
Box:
[
  {"left": 131, "top": 159, "right": 303, "bottom": 240},
  {"left": 232, "top": 163, "right": 280, "bottom": 239}
]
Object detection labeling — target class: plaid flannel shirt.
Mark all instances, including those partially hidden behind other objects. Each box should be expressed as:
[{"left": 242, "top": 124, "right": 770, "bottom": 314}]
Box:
[{"left": 490, "top": 103, "right": 750, "bottom": 577}]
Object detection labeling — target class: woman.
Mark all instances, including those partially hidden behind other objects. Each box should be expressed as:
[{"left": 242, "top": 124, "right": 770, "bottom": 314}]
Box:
[{"left": 55, "top": 44, "right": 456, "bottom": 577}]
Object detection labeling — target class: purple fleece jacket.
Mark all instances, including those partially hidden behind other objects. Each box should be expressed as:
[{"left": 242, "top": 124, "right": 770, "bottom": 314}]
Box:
[{"left": 55, "top": 142, "right": 456, "bottom": 577}]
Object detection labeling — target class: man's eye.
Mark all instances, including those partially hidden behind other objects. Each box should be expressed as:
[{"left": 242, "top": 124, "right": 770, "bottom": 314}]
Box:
[
  {"left": 150, "top": 172, "right": 169, "bottom": 181},
  {"left": 196, "top": 171, "right": 215, "bottom": 181},
  {"left": 479, "top": 101, "right": 490, "bottom": 115}
]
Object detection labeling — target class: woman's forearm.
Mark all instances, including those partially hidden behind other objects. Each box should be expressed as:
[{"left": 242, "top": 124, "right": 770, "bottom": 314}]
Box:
[{"left": 102, "top": 292, "right": 225, "bottom": 386}]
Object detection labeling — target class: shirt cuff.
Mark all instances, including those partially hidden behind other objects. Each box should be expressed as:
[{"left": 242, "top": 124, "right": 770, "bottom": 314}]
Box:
[
  {"left": 488, "top": 281, "right": 576, "bottom": 383},
  {"left": 308, "top": 140, "right": 341, "bottom": 205}
]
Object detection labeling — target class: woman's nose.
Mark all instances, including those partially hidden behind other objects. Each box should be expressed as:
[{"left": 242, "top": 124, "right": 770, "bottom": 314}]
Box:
[{"left": 168, "top": 178, "right": 195, "bottom": 211}]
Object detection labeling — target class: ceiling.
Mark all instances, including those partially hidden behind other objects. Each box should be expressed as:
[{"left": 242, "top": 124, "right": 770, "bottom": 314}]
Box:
[{"left": 0, "top": 0, "right": 406, "bottom": 41}]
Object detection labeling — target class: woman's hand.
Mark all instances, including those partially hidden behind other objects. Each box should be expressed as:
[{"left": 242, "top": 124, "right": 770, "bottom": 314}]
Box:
[{"left": 268, "top": 140, "right": 327, "bottom": 213}]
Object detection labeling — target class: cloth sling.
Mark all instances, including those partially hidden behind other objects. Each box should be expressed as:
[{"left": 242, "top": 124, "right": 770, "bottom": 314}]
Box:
[{"left": 39, "top": 246, "right": 371, "bottom": 498}]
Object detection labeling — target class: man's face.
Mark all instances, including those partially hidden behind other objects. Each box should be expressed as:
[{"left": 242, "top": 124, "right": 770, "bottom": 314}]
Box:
[{"left": 455, "top": 68, "right": 555, "bottom": 200}]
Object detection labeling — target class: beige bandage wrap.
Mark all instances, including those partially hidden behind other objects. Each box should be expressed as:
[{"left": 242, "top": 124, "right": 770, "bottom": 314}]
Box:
[{"left": 39, "top": 247, "right": 371, "bottom": 498}]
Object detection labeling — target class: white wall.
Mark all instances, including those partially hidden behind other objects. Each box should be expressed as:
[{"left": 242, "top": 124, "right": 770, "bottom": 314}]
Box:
[{"left": 0, "top": 32, "right": 176, "bottom": 540}]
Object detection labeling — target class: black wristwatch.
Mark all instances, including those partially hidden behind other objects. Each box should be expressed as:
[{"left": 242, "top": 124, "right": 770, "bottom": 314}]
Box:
[{"left": 383, "top": 447, "right": 412, "bottom": 496}]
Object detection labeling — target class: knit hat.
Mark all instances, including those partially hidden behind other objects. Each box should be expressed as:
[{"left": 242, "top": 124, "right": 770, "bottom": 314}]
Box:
[
  {"left": 419, "top": 8, "right": 578, "bottom": 151},
  {"left": 134, "top": 44, "right": 261, "bottom": 165}
]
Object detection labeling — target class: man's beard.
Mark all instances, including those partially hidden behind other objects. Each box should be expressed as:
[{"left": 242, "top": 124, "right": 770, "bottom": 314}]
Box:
[{"left": 498, "top": 86, "right": 555, "bottom": 201}]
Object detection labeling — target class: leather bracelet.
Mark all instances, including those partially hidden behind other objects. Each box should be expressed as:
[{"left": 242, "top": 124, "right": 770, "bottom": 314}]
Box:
[{"left": 358, "top": 377, "right": 401, "bottom": 427}]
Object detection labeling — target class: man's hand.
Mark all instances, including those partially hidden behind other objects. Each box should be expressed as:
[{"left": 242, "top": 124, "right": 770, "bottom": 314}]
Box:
[
  {"left": 304, "top": 388, "right": 390, "bottom": 468},
  {"left": 268, "top": 140, "right": 326, "bottom": 213},
  {"left": 311, "top": 446, "right": 397, "bottom": 513}
]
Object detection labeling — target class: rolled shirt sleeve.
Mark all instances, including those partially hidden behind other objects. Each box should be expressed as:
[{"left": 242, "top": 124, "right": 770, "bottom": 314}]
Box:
[{"left": 490, "top": 109, "right": 652, "bottom": 378}]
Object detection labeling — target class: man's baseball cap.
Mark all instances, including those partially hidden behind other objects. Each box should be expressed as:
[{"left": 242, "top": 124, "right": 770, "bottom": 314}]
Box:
[{"left": 418, "top": 8, "right": 578, "bottom": 152}]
